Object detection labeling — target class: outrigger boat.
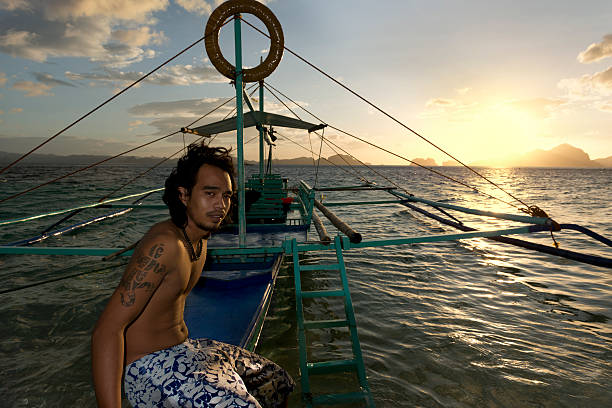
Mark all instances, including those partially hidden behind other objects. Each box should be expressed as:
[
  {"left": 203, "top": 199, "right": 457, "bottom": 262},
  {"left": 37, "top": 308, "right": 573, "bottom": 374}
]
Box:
[{"left": 1, "top": 1, "right": 611, "bottom": 407}]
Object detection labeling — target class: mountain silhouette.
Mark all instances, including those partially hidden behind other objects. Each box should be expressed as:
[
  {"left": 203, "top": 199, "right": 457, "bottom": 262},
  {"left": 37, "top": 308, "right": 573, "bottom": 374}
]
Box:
[{"left": 471, "top": 143, "right": 612, "bottom": 168}]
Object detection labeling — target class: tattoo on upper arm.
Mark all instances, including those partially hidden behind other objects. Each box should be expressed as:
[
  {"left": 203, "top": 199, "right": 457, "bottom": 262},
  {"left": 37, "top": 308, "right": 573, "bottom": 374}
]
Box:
[{"left": 119, "top": 243, "right": 168, "bottom": 307}]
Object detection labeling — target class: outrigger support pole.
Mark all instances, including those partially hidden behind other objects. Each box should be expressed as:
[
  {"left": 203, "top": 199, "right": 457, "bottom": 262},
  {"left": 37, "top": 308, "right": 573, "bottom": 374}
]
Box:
[{"left": 314, "top": 199, "right": 362, "bottom": 243}]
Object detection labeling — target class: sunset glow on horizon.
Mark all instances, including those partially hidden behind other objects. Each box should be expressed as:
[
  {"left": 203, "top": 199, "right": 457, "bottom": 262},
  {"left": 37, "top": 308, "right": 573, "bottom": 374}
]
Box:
[{"left": 0, "top": 0, "right": 611, "bottom": 166}]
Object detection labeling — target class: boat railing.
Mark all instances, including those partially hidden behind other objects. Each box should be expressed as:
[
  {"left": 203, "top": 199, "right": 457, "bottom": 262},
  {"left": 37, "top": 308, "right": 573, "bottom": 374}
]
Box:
[{"left": 297, "top": 180, "right": 315, "bottom": 225}]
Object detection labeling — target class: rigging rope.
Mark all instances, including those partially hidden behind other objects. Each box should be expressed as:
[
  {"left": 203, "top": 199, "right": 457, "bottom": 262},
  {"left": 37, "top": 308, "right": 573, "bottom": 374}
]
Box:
[
  {"left": 101, "top": 138, "right": 204, "bottom": 203},
  {"left": 0, "top": 260, "right": 129, "bottom": 295},
  {"left": 262, "top": 83, "right": 373, "bottom": 184},
  {"left": 273, "top": 131, "right": 360, "bottom": 178},
  {"left": 100, "top": 90, "right": 246, "bottom": 202},
  {"left": 0, "top": 131, "right": 179, "bottom": 205},
  {"left": 264, "top": 82, "right": 525, "bottom": 210},
  {"left": 313, "top": 127, "right": 325, "bottom": 188},
  {"left": 16, "top": 94, "right": 238, "bottom": 234},
  {"left": 0, "top": 82, "right": 255, "bottom": 206},
  {"left": 241, "top": 17, "right": 545, "bottom": 216},
  {"left": 0, "top": 34, "right": 215, "bottom": 176}
]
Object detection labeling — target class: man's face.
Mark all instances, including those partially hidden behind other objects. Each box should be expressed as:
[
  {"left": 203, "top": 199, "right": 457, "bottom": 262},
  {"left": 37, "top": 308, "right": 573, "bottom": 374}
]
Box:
[{"left": 179, "top": 164, "right": 232, "bottom": 233}]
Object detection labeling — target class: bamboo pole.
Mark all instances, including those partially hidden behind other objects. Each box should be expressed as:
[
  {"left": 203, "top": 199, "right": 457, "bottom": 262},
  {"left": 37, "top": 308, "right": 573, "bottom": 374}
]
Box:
[
  {"left": 314, "top": 199, "right": 362, "bottom": 243},
  {"left": 311, "top": 210, "right": 331, "bottom": 243}
]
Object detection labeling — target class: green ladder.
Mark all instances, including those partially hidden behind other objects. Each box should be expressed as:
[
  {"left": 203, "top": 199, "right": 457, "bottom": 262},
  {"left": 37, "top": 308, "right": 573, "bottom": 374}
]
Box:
[{"left": 291, "top": 236, "right": 375, "bottom": 407}]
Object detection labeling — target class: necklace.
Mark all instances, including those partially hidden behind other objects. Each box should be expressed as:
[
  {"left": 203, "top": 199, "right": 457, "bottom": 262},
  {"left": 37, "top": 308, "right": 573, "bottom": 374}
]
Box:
[{"left": 181, "top": 227, "right": 203, "bottom": 262}]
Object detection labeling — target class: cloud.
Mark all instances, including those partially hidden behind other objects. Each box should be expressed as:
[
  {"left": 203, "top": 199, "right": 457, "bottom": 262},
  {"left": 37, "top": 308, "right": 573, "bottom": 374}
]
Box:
[
  {"left": 596, "top": 101, "right": 612, "bottom": 113},
  {"left": 558, "top": 66, "right": 612, "bottom": 99},
  {"left": 12, "top": 80, "right": 53, "bottom": 96},
  {"left": 505, "top": 97, "right": 567, "bottom": 119},
  {"left": 174, "top": 0, "right": 212, "bottom": 16},
  {"left": 129, "top": 98, "right": 232, "bottom": 118},
  {"left": 0, "top": 0, "right": 170, "bottom": 67},
  {"left": 66, "top": 64, "right": 225, "bottom": 87},
  {"left": 151, "top": 64, "right": 226, "bottom": 85},
  {"left": 8, "top": 72, "right": 74, "bottom": 97},
  {"left": 128, "top": 96, "right": 290, "bottom": 135},
  {"left": 422, "top": 96, "right": 479, "bottom": 122},
  {"left": 111, "top": 26, "right": 167, "bottom": 47},
  {"left": 128, "top": 98, "right": 234, "bottom": 135},
  {"left": 66, "top": 67, "right": 145, "bottom": 85},
  {"left": 33, "top": 72, "right": 77, "bottom": 87},
  {"left": 41, "top": 0, "right": 169, "bottom": 22},
  {"left": 456, "top": 87, "right": 471, "bottom": 95},
  {"left": 0, "top": 71, "right": 6, "bottom": 86},
  {"left": 10, "top": 107, "right": 23, "bottom": 113},
  {"left": 128, "top": 119, "right": 144, "bottom": 131},
  {"left": 0, "top": 0, "right": 29, "bottom": 11},
  {"left": 426, "top": 98, "right": 456, "bottom": 108},
  {"left": 577, "top": 34, "right": 612, "bottom": 63}
]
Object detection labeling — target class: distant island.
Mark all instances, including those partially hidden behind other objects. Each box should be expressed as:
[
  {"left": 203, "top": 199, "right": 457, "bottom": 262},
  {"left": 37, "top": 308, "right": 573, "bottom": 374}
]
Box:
[
  {"left": 269, "top": 154, "right": 367, "bottom": 166},
  {"left": 410, "top": 144, "right": 612, "bottom": 168},
  {"left": 0, "top": 144, "right": 610, "bottom": 168},
  {"left": 410, "top": 157, "right": 438, "bottom": 167},
  {"left": 0, "top": 151, "right": 178, "bottom": 167},
  {"left": 0, "top": 152, "right": 365, "bottom": 167}
]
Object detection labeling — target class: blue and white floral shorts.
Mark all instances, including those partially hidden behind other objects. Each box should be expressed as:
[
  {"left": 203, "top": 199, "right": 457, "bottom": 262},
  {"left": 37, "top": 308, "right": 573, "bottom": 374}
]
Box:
[{"left": 124, "top": 338, "right": 294, "bottom": 408}]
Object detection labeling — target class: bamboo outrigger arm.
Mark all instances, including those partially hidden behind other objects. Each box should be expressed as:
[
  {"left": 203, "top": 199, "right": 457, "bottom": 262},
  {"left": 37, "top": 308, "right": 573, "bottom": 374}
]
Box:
[{"left": 314, "top": 199, "right": 362, "bottom": 243}]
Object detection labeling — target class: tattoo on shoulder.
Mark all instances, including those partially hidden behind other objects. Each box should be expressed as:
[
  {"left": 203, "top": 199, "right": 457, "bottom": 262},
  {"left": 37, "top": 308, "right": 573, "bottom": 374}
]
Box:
[
  {"left": 149, "top": 243, "right": 165, "bottom": 259},
  {"left": 119, "top": 243, "right": 168, "bottom": 307}
]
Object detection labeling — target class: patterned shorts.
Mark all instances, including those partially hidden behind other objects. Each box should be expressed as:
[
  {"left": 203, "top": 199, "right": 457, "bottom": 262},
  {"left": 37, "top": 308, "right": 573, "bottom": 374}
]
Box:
[{"left": 124, "top": 338, "right": 294, "bottom": 408}]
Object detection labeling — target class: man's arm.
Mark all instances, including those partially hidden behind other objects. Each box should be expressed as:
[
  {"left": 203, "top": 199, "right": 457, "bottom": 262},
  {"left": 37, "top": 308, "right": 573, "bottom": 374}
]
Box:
[{"left": 91, "top": 237, "right": 172, "bottom": 408}]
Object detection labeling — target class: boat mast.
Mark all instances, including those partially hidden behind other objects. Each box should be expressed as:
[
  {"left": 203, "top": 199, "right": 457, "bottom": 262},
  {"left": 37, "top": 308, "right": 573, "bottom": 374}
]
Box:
[
  {"left": 234, "top": 14, "right": 246, "bottom": 248},
  {"left": 259, "top": 77, "right": 265, "bottom": 178}
]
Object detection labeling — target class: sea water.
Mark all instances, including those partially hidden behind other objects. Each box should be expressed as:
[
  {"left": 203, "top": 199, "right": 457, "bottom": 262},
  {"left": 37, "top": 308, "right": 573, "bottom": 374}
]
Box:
[{"left": 0, "top": 165, "right": 610, "bottom": 407}]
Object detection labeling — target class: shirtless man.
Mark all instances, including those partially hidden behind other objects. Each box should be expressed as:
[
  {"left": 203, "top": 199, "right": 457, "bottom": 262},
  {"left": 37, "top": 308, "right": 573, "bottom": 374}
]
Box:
[{"left": 92, "top": 143, "right": 294, "bottom": 407}]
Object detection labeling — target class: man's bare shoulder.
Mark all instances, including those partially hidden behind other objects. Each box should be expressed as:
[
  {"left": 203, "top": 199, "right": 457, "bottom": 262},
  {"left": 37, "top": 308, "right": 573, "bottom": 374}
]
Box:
[{"left": 131, "top": 220, "right": 183, "bottom": 268}]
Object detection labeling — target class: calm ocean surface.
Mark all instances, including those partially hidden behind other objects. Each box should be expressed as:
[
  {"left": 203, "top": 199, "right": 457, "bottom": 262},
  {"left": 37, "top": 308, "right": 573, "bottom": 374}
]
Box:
[{"left": 0, "top": 165, "right": 610, "bottom": 407}]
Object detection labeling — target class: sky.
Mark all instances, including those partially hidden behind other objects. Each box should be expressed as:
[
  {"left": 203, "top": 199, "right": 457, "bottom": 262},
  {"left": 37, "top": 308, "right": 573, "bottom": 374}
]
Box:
[{"left": 0, "top": 0, "right": 611, "bottom": 166}]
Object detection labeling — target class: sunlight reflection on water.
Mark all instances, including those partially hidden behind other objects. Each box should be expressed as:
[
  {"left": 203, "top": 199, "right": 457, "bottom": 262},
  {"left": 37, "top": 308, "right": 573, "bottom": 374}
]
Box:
[{"left": 1, "top": 165, "right": 611, "bottom": 407}]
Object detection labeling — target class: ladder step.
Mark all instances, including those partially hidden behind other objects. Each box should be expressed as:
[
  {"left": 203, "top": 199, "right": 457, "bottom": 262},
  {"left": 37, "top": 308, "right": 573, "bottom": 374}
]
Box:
[
  {"left": 299, "top": 263, "right": 340, "bottom": 271},
  {"left": 301, "top": 289, "right": 345, "bottom": 298},
  {"left": 311, "top": 391, "right": 372, "bottom": 405},
  {"left": 303, "top": 319, "right": 349, "bottom": 330},
  {"left": 307, "top": 359, "right": 357, "bottom": 375}
]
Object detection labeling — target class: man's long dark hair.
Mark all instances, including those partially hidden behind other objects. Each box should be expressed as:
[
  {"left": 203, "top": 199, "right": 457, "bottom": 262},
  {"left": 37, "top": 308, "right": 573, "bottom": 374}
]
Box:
[{"left": 163, "top": 143, "right": 235, "bottom": 228}]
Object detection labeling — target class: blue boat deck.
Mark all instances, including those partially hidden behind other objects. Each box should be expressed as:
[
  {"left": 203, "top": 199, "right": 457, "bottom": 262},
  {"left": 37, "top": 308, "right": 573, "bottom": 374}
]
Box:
[{"left": 183, "top": 227, "right": 307, "bottom": 349}]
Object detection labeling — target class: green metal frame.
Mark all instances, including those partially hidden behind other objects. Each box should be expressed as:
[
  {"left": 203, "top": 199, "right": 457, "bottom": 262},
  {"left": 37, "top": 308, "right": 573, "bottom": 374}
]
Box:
[
  {"left": 0, "top": 224, "right": 549, "bottom": 256},
  {"left": 234, "top": 14, "right": 246, "bottom": 248},
  {"left": 297, "top": 180, "right": 315, "bottom": 225}
]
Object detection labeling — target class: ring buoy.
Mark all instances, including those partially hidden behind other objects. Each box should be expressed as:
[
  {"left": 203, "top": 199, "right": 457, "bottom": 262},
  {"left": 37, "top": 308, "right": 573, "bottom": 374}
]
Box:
[{"left": 205, "top": 0, "right": 284, "bottom": 83}]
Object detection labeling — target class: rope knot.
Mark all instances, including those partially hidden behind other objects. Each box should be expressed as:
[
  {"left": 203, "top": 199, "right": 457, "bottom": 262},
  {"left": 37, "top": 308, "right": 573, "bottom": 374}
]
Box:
[{"left": 521, "top": 205, "right": 550, "bottom": 218}]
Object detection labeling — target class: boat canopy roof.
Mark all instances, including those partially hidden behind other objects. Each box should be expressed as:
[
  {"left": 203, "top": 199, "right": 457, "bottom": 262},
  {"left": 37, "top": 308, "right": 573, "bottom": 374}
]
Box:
[{"left": 183, "top": 111, "right": 325, "bottom": 136}]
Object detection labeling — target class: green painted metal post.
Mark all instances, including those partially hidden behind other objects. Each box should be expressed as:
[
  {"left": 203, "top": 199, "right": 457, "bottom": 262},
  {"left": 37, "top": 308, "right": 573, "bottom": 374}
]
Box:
[
  {"left": 259, "top": 79, "right": 265, "bottom": 178},
  {"left": 234, "top": 14, "right": 246, "bottom": 248},
  {"left": 291, "top": 238, "right": 312, "bottom": 404}
]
